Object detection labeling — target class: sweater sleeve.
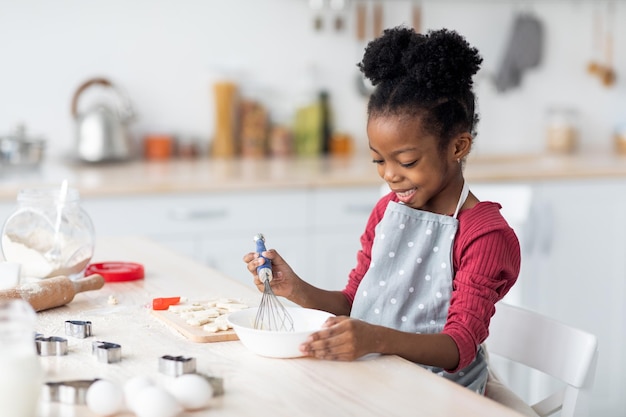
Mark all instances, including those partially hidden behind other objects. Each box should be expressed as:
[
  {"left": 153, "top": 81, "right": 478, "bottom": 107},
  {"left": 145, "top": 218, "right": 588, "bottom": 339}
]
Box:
[{"left": 443, "top": 202, "right": 521, "bottom": 372}]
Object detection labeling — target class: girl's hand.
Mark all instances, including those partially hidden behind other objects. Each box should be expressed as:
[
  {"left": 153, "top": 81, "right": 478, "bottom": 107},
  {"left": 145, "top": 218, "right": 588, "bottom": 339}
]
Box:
[
  {"left": 299, "top": 316, "right": 375, "bottom": 361},
  {"left": 242, "top": 249, "right": 299, "bottom": 298}
]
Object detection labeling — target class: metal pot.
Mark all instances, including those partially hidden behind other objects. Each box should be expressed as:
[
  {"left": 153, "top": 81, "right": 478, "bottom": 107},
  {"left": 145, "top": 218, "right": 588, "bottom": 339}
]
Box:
[
  {"left": 0, "top": 124, "right": 45, "bottom": 167},
  {"left": 71, "top": 77, "right": 135, "bottom": 162}
]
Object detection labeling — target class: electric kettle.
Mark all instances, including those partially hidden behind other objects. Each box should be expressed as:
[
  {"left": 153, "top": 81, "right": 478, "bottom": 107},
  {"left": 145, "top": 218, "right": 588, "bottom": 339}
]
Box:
[{"left": 71, "top": 77, "right": 135, "bottom": 162}]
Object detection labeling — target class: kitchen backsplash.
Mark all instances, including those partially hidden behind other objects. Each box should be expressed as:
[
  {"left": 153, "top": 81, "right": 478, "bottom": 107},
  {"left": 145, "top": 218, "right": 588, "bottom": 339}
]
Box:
[{"left": 0, "top": 0, "right": 624, "bottom": 160}]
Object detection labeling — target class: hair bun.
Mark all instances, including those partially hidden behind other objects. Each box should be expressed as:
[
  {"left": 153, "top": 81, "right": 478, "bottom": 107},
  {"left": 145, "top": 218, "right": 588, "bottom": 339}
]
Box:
[
  {"left": 359, "top": 27, "right": 483, "bottom": 101},
  {"left": 357, "top": 27, "right": 417, "bottom": 85}
]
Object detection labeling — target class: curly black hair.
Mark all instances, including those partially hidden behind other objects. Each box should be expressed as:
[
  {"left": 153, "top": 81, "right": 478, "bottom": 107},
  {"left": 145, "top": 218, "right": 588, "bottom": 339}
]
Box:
[{"left": 358, "top": 27, "right": 483, "bottom": 150}]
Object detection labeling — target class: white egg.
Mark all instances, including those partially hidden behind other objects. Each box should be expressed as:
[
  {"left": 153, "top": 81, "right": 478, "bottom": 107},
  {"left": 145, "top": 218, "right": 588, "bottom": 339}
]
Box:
[
  {"left": 132, "top": 385, "right": 182, "bottom": 417},
  {"left": 85, "top": 379, "right": 124, "bottom": 416},
  {"left": 123, "top": 375, "right": 154, "bottom": 411},
  {"left": 167, "top": 373, "right": 214, "bottom": 410}
]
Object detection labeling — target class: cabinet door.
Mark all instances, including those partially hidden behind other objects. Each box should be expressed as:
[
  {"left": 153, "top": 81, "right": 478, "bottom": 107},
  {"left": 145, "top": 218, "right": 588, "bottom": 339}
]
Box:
[
  {"left": 310, "top": 186, "right": 381, "bottom": 290},
  {"left": 525, "top": 179, "right": 626, "bottom": 416},
  {"left": 81, "top": 190, "right": 309, "bottom": 284},
  {"left": 82, "top": 190, "right": 308, "bottom": 237}
]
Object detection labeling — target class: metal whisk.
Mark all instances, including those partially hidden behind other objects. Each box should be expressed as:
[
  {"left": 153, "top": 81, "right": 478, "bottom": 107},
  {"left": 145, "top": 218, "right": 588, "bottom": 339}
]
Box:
[{"left": 253, "top": 233, "right": 294, "bottom": 332}]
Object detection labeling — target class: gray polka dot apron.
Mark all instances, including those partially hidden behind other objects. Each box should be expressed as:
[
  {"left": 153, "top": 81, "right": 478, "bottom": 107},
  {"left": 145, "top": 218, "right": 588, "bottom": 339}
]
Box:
[{"left": 351, "top": 182, "right": 488, "bottom": 393}]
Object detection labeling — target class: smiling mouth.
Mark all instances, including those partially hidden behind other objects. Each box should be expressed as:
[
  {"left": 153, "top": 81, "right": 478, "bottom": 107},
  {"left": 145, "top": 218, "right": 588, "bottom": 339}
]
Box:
[{"left": 394, "top": 188, "right": 417, "bottom": 202}]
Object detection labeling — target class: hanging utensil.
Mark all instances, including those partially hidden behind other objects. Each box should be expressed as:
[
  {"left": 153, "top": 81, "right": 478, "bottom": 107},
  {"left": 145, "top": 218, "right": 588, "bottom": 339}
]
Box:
[
  {"left": 372, "top": 1, "right": 383, "bottom": 39},
  {"left": 586, "top": 3, "right": 603, "bottom": 76},
  {"left": 355, "top": 1, "right": 366, "bottom": 41},
  {"left": 354, "top": 1, "right": 376, "bottom": 97},
  {"left": 587, "top": 1, "right": 616, "bottom": 87},
  {"left": 330, "top": 0, "right": 347, "bottom": 32},
  {"left": 309, "top": 0, "right": 324, "bottom": 31},
  {"left": 412, "top": 1, "right": 422, "bottom": 34},
  {"left": 600, "top": 1, "right": 616, "bottom": 86}
]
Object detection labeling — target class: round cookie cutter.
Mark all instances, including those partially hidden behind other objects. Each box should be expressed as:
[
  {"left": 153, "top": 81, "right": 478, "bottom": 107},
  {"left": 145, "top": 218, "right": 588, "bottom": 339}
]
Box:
[{"left": 85, "top": 262, "right": 144, "bottom": 282}]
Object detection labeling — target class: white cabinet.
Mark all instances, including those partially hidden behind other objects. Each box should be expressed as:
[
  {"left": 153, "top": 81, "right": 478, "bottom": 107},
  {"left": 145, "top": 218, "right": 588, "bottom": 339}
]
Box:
[
  {"left": 473, "top": 179, "right": 626, "bottom": 417},
  {"left": 309, "top": 186, "right": 382, "bottom": 290},
  {"left": 81, "top": 190, "right": 310, "bottom": 288},
  {"left": 520, "top": 179, "right": 626, "bottom": 417},
  {"left": 81, "top": 186, "right": 384, "bottom": 291}
]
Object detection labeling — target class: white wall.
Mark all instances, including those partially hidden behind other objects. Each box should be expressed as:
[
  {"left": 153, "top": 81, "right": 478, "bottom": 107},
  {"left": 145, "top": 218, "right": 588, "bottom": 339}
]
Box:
[{"left": 1, "top": 0, "right": 625, "bottom": 159}]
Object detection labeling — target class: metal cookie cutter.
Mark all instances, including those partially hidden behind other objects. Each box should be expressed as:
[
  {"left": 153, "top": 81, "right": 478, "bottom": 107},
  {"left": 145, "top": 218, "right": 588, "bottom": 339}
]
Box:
[
  {"left": 42, "top": 379, "right": 98, "bottom": 405},
  {"left": 197, "top": 373, "right": 225, "bottom": 397},
  {"left": 159, "top": 355, "right": 196, "bottom": 377},
  {"left": 65, "top": 320, "right": 92, "bottom": 339},
  {"left": 92, "top": 341, "right": 122, "bottom": 363},
  {"left": 35, "top": 336, "right": 68, "bottom": 356}
]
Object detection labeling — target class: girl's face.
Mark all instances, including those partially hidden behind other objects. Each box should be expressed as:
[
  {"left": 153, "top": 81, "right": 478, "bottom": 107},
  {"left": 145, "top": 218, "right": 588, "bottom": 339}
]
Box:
[{"left": 368, "top": 114, "right": 466, "bottom": 214}]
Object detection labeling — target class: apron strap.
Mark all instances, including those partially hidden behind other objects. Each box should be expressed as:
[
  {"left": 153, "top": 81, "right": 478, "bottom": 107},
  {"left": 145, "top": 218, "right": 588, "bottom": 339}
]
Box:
[{"left": 452, "top": 181, "right": 470, "bottom": 219}]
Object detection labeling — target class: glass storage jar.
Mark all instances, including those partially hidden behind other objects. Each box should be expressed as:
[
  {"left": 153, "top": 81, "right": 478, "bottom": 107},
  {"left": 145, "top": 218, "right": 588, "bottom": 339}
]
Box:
[
  {"left": 545, "top": 107, "right": 579, "bottom": 154},
  {"left": 1, "top": 185, "right": 95, "bottom": 280},
  {"left": 0, "top": 299, "right": 44, "bottom": 417}
]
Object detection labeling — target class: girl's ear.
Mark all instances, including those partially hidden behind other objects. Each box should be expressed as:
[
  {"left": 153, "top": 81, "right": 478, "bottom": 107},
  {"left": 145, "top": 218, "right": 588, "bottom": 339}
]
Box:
[{"left": 450, "top": 132, "right": 472, "bottom": 161}]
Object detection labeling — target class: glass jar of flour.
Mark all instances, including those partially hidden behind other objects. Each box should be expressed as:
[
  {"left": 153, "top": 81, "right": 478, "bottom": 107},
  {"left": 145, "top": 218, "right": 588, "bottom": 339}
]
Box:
[
  {"left": 1, "top": 184, "right": 95, "bottom": 280},
  {"left": 0, "top": 300, "right": 43, "bottom": 416}
]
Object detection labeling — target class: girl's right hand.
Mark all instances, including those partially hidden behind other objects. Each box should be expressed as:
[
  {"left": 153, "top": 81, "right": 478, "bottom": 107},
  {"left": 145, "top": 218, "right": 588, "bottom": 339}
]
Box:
[{"left": 242, "top": 249, "right": 299, "bottom": 299}]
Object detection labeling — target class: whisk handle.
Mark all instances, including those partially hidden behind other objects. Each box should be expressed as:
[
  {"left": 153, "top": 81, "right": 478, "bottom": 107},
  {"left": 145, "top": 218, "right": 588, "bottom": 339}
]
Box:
[{"left": 255, "top": 234, "right": 272, "bottom": 282}]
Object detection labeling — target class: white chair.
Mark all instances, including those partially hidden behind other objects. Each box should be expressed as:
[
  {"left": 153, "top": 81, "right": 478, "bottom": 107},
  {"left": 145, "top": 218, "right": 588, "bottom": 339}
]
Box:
[{"left": 485, "top": 302, "right": 599, "bottom": 417}]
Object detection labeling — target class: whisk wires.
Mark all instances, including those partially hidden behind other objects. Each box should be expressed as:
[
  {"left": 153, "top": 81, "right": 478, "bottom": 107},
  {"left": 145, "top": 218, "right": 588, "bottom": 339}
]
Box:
[{"left": 254, "top": 280, "right": 295, "bottom": 332}]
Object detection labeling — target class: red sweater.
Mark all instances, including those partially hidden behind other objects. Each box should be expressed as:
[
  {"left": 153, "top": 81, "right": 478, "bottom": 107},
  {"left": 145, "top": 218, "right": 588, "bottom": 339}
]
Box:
[{"left": 342, "top": 192, "right": 521, "bottom": 371}]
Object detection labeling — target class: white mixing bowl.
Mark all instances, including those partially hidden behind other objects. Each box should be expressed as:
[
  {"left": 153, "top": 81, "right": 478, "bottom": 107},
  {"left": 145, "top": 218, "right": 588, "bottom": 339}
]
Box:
[{"left": 227, "top": 307, "right": 334, "bottom": 358}]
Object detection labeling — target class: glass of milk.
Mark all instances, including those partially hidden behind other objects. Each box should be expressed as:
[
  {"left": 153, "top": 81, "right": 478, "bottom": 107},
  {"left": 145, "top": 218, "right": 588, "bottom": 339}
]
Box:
[{"left": 0, "top": 299, "right": 44, "bottom": 416}]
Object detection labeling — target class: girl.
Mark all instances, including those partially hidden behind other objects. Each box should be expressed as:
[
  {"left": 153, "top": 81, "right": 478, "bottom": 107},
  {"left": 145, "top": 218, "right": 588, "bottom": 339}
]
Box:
[{"left": 243, "top": 27, "right": 520, "bottom": 394}]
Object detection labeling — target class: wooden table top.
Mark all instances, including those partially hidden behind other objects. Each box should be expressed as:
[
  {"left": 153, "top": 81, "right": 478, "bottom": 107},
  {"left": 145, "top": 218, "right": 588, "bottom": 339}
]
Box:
[{"left": 32, "top": 236, "right": 524, "bottom": 417}]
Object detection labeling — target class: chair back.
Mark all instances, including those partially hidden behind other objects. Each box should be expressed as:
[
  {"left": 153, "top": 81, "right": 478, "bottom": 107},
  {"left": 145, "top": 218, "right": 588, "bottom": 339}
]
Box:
[{"left": 486, "top": 302, "right": 598, "bottom": 417}]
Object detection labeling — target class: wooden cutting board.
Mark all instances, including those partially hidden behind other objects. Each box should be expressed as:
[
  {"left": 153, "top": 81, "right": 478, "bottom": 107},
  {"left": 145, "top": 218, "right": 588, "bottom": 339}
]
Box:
[{"left": 151, "top": 309, "right": 239, "bottom": 343}]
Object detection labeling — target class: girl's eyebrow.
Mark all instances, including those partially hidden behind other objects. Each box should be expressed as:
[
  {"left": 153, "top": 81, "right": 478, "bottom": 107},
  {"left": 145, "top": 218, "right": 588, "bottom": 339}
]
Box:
[{"left": 369, "top": 144, "right": 418, "bottom": 156}]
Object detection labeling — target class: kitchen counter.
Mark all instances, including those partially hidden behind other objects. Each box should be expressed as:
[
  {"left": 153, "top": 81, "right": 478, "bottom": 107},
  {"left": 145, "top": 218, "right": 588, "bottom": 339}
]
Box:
[
  {"left": 2, "top": 152, "right": 626, "bottom": 199},
  {"left": 31, "top": 236, "right": 524, "bottom": 417}
]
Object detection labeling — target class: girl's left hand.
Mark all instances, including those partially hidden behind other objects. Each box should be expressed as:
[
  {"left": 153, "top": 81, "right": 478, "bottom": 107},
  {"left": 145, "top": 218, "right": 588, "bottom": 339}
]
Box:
[{"left": 299, "top": 316, "right": 375, "bottom": 361}]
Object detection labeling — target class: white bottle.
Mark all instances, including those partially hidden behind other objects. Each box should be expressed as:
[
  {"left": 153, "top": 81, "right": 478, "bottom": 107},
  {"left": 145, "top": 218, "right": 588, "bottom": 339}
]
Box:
[{"left": 0, "top": 300, "right": 44, "bottom": 416}]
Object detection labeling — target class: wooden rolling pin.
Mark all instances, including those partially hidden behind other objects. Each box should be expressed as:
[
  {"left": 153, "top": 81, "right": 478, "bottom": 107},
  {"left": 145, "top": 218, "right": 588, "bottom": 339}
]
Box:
[{"left": 0, "top": 274, "right": 105, "bottom": 312}]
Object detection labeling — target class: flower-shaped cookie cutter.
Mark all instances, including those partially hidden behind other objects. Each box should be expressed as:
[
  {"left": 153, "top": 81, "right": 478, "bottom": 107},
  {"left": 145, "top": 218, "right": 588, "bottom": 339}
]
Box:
[
  {"left": 35, "top": 335, "right": 68, "bottom": 356},
  {"left": 42, "top": 379, "right": 99, "bottom": 405},
  {"left": 92, "top": 341, "right": 122, "bottom": 363},
  {"left": 158, "top": 355, "right": 196, "bottom": 377},
  {"left": 65, "top": 320, "right": 92, "bottom": 339}
]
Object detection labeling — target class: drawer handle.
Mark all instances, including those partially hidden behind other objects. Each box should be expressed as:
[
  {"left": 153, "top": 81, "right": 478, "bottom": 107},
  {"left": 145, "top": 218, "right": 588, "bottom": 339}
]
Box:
[{"left": 168, "top": 208, "right": 228, "bottom": 221}]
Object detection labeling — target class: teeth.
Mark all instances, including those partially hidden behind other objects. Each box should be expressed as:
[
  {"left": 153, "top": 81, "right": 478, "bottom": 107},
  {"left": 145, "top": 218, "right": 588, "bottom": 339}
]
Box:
[{"left": 397, "top": 189, "right": 415, "bottom": 197}]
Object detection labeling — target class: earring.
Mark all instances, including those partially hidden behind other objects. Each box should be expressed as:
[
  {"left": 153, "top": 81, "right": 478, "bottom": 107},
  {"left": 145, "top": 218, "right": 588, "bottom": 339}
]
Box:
[{"left": 456, "top": 158, "right": 461, "bottom": 163}]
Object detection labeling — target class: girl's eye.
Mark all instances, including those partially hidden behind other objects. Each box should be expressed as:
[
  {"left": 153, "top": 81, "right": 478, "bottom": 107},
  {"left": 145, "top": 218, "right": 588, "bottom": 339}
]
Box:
[
  {"left": 372, "top": 159, "right": 384, "bottom": 165},
  {"left": 400, "top": 160, "right": 417, "bottom": 168}
]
